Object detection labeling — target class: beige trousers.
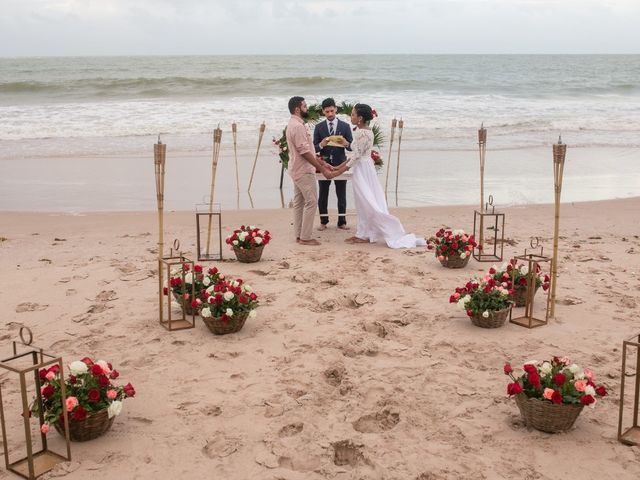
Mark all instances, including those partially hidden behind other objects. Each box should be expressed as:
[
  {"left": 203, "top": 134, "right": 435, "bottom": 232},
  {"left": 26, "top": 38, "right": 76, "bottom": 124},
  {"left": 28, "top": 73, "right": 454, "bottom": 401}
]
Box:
[{"left": 292, "top": 173, "right": 318, "bottom": 241}]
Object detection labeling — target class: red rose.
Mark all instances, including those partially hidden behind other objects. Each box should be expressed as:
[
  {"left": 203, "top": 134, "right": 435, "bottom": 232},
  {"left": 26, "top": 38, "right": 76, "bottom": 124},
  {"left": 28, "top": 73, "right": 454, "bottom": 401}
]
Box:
[
  {"left": 110, "top": 370, "right": 120, "bottom": 379},
  {"left": 553, "top": 373, "right": 566, "bottom": 386},
  {"left": 507, "top": 382, "right": 523, "bottom": 396},
  {"left": 249, "top": 293, "right": 257, "bottom": 301},
  {"left": 42, "top": 384, "right": 55, "bottom": 398},
  {"left": 551, "top": 391, "right": 563, "bottom": 404},
  {"left": 88, "top": 389, "right": 101, "bottom": 403},
  {"left": 191, "top": 300, "right": 199, "bottom": 309},
  {"left": 519, "top": 277, "right": 528, "bottom": 286},
  {"left": 449, "top": 295, "right": 457, "bottom": 304},
  {"left": 466, "top": 309, "right": 473, "bottom": 317},
  {"left": 503, "top": 364, "right": 513, "bottom": 375},
  {"left": 72, "top": 406, "right": 87, "bottom": 421},
  {"left": 595, "top": 386, "right": 607, "bottom": 397},
  {"left": 528, "top": 371, "right": 541, "bottom": 389},
  {"left": 39, "top": 368, "right": 48, "bottom": 380},
  {"left": 81, "top": 357, "right": 94, "bottom": 366},
  {"left": 123, "top": 383, "right": 136, "bottom": 398},
  {"left": 163, "top": 287, "right": 169, "bottom": 295},
  {"left": 489, "top": 267, "right": 496, "bottom": 274},
  {"left": 69, "top": 375, "right": 77, "bottom": 384},
  {"left": 49, "top": 365, "right": 60, "bottom": 374},
  {"left": 182, "top": 263, "right": 190, "bottom": 271},
  {"left": 208, "top": 267, "right": 218, "bottom": 275},
  {"left": 523, "top": 364, "right": 537, "bottom": 375},
  {"left": 239, "top": 295, "right": 248, "bottom": 304},
  {"left": 194, "top": 265, "right": 203, "bottom": 273},
  {"left": 98, "top": 375, "right": 110, "bottom": 387},
  {"left": 91, "top": 364, "right": 103, "bottom": 376},
  {"left": 580, "top": 395, "right": 595, "bottom": 406}
]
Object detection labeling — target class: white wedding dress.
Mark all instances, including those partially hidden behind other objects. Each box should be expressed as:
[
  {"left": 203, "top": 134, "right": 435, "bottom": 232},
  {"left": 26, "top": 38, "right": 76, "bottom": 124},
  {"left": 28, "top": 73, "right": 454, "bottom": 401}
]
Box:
[{"left": 346, "top": 128, "right": 426, "bottom": 249}]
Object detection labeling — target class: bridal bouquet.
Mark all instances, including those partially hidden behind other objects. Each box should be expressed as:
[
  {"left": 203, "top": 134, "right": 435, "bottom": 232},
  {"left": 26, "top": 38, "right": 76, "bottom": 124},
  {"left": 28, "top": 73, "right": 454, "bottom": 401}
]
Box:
[
  {"left": 33, "top": 358, "right": 135, "bottom": 434},
  {"left": 504, "top": 357, "right": 607, "bottom": 406}
]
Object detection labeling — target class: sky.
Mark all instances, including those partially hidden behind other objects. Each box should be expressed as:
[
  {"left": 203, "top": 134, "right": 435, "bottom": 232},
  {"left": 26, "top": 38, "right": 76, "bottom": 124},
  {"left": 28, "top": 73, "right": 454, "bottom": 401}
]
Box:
[{"left": 0, "top": 0, "right": 639, "bottom": 56}]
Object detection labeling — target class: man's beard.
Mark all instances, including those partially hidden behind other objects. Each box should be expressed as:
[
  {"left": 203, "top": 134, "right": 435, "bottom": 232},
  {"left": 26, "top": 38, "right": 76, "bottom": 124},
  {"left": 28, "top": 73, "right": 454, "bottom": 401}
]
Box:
[{"left": 301, "top": 111, "right": 310, "bottom": 119}]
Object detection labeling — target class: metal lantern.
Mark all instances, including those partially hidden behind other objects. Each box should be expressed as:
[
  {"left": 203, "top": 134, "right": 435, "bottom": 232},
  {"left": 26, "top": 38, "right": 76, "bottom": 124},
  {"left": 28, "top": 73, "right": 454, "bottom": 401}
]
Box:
[
  {"left": 0, "top": 328, "right": 71, "bottom": 479},
  {"left": 159, "top": 240, "right": 196, "bottom": 331},
  {"left": 509, "top": 238, "right": 552, "bottom": 329},
  {"left": 618, "top": 333, "right": 640, "bottom": 446},
  {"left": 195, "top": 202, "right": 223, "bottom": 261},
  {"left": 472, "top": 195, "right": 505, "bottom": 262}
]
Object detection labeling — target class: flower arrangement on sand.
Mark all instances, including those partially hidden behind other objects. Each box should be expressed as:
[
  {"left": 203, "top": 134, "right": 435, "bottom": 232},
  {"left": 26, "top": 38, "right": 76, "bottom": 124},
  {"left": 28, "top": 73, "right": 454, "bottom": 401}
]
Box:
[{"left": 428, "top": 228, "right": 477, "bottom": 268}]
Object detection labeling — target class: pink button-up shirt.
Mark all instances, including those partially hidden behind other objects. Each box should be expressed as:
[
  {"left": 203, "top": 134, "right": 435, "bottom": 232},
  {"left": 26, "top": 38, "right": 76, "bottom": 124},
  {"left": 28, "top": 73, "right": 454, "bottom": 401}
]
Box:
[{"left": 286, "top": 115, "right": 315, "bottom": 181}]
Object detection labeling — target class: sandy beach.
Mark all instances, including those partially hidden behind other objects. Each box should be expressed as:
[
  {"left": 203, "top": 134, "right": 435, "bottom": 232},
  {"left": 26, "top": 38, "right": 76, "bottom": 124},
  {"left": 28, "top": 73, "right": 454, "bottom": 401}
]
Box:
[{"left": 1, "top": 198, "right": 639, "bottom": 479}]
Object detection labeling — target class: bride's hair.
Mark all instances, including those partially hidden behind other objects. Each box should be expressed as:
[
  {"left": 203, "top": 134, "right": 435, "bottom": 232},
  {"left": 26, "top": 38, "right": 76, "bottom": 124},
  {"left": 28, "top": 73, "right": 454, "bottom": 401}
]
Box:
[{"left": 354, "top": 104, "right": 374, "bottom": 123}]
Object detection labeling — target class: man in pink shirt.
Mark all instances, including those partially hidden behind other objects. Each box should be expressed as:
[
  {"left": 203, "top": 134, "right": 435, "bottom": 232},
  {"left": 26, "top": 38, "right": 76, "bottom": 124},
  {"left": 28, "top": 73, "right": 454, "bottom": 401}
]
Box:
[{"left": 286, "top": 96, "right": 333, "bottom": 246}]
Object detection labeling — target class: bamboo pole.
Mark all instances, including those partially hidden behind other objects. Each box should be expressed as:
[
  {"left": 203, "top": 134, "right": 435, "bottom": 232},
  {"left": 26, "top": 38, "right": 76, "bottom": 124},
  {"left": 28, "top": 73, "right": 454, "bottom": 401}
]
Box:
[
  {"left": 247, "top": 122, "right": 266, "bottom": 193},
  {"left": 384, "top": 118, "right": 397, "bottom": 200},
  {"left": 232, "top": 122, "right": 239, "bottom": 195},
  {"left": 550, "top": 136, "right": 567, "bottom": 317},
  {"left": 154, "top": 135, "right": 166, "bottom": 322},
  {"left": 205, "top": 126, "right": 222, "bottom": 256},
  {"left": 478, "top": 124, "right": 487, "bottom": 253},
  {"left": 394, "top": 118, "right": 404, "bottom": 204}
]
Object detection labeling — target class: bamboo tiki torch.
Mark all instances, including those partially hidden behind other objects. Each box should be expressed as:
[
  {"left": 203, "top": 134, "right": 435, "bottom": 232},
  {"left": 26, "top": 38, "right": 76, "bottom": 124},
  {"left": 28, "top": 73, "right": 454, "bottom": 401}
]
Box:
[
  {"left": 384, "top": 118, "right": 397, "bottom": 200},
  {"left": 550, "top": 136, "right": 566, "bottom": 317},
  {"left": 247, "top": 122, "right": 266, "bottom": 193},
  {"left": 394, "top": 118, "right": 404, "bottom": 204},
  {"left": 478, "top": 124, "right": 487, "bottom": 252},
  {"left": 232, "top": 122, "right": 239, "bottom": 195},
  {"left": 154, "top": 135, "right": 166, "bottom": 321},
  {"left": 205, "top": 126, "right": 222, "bottom": 256}
]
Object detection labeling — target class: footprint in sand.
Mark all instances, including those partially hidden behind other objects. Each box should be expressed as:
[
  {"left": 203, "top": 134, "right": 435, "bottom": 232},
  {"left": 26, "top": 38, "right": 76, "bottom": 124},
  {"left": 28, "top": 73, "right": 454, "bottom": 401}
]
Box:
[
  {"left": 16, "top": 302, "right": 49, "bottom": 313},
  {"left": 324, "top": 363, "right": 346, "bottom": 387},
  {"left": 278, "top": 422, "right": 304, "bottom": 438},
  {"left": 363, "top": 320, "right": 387, "bottom": 338},
  {"left": 203, "top": 433, "right": 243, "bottom": 458},
  {"left": 331, "top": 440, "right": 367, "bottom": 467},
  {"left": 352, "top": 408, "right": 400, "bottom": 433}
]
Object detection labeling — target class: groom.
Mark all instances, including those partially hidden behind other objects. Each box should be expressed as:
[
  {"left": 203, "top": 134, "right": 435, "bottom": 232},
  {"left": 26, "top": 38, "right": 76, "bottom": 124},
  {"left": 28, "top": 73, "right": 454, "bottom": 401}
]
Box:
[{"left": 313, "top": 98, "right": 353, "bottom": 230}]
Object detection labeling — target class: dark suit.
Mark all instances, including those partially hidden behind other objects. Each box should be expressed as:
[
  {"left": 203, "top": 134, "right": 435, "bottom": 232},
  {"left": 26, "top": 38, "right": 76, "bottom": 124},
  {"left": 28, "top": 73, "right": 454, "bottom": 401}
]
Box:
[{"left": 313, "top": 119, "right": 353, "bottom": 226}]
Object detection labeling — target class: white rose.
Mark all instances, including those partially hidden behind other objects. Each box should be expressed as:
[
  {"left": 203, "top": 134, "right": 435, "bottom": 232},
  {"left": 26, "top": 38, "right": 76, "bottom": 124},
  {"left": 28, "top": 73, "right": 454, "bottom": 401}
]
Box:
[
  {"left": 226, "top": 308, "right": 233, "bottom": 316},
  {"left": 232, "top": 240, "right": 239, "bottom": 246},
  {"left": 568, "top": 364, "right": 581, "bottom": 375},
  {"left": 462, "top": 295, "right": 471, "bottom": 304},
  {"left": 206, "top": 285, "right": 214, "bottom": 294},
  {"left": 540, "top": 362, "right": 552, "bottom": 375},
  {"left": 249, "top": 309, "right": 257, "bottom": 318},
  {"left": 243, "top": 284, "right": 252, "bottom": 293},
  {"left": 107, "top": 400, "right": 123, "bottom": 419},
  {"left": 69, "top": 360, "right": 88, "bottom": 376},
  {"left": 232, "top": 280, "right": 239, "bottom": 287},
  {"left": 255, "top": 236, "right": 263, "bottom": 245},
  {"left": 460, "top": 252, "right": 466, "bottom": 259},
  {"left": 223, "top": 291, "right": 234, "bottom": 301},
  {"left": 574, "top": 371, "right": 586, "bottom": 380},
  {"left": 184, "top": 272, "right": 193, "bottom": 284},
  {"left": 201, "top": 307, "right": 212, "bottom": 318},
  {"left": 482, "top": 311, "right": 489, "bottom": 318},
  {"left": 584, "top": 385, "right": 596, "bottom": 397},
  {"left": 203, "top": 277, "right": 211, "bottom": 287},
  {"left": 208, "top": 296, "right": 214, "bottom": 304},
  {"left": 238, "top": 232, "right": 248, "bottom": 241},
  {"left": 519, "top": 265, "right": 529, "bottom": 275}
]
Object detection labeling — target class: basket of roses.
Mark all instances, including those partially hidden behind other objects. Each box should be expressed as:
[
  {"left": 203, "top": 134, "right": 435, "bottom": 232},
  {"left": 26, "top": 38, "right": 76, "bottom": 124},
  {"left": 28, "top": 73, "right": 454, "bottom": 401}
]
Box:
[
  {"left": 33, "top": 357, "right": 135, "bottom": 442},
  {"left": 199, "top": 278, "right": 258, "bottom": 335},
  {"left": 428, "top": 228, "right": 477, "bottom": 268},
  {"left": 451, "top": 271, "right": 513, "bottom": 328},
  {"left": 504, "top": 356, "right": 607, "bottom": 433},
  {"left": 164, "top": 264, "right": 223, "bottom": 315},
  {"left": 489, "top": 259, "right": 550, "bottom": 307},
  {"left": 226, "top": 225, "right": 271, "bottom": 263}
]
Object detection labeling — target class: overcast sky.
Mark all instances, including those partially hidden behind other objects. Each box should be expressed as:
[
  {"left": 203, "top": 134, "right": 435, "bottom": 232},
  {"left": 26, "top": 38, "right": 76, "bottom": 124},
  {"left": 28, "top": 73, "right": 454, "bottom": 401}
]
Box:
[{"left": 1, "top": 0, "right": 639, "bottom": 56}]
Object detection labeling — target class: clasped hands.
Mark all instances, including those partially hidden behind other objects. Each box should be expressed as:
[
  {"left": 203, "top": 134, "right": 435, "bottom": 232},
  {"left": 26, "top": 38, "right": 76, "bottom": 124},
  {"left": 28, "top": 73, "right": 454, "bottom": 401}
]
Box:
[{"left": 318, "top": 159, "right": 348, "bottom": 180}]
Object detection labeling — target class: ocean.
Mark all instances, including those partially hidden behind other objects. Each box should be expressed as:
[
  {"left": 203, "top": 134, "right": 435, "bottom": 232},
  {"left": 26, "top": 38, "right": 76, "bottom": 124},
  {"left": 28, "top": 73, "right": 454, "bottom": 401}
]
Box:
[{"left": 1, "top": 54, "right": 639, "bottom": 211}]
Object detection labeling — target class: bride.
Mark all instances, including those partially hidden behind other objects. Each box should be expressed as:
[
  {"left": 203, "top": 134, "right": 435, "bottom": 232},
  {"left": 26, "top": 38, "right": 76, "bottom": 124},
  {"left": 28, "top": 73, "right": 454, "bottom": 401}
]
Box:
[{"left": 328, "top": 104, "right": 426, "bottom": 249}]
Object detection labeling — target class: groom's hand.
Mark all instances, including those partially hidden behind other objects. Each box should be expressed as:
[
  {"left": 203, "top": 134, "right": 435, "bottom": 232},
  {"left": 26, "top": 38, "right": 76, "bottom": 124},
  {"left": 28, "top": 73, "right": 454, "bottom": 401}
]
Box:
[{"left": 319, "top": 138, "right": 329, "bottom": 148}]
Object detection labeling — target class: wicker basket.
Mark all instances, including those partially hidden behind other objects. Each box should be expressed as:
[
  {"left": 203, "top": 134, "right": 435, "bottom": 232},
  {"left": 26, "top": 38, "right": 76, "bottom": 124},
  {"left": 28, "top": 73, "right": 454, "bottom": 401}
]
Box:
[
  {"left": 470, "top": 306, "right": 511, "bottom": 328},
  {"left": 55, "top": 408, "right": 115, "bottom": 442},
  {"left": 233, "top": 245, "right": 264, "bottom": 263},
  {"left": 515, "top": 394, "right": 584, "bottom": 433},
  {"left": 513, "top": 284, "right": 541, "bottom": 307},
  {"left": 202, "top": 312, "right": 249, "bottom": 335},
  {"left": 173, "top": 292, "right": 195, "bottom": 315},
  {"left": 439, "top": 254, "right": 470, "bottom": 269}
]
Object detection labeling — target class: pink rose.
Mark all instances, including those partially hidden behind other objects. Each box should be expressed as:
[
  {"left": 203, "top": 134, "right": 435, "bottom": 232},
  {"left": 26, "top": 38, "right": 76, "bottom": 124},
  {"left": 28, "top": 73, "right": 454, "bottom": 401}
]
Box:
[
  {"left": 45, "top": 371, "right": 55, "bottom": 381},
  {"left": 574, "top": 380, "right": 587, "bottom": 392},
  {"left": 107, "top": 389, "right": 117, "bottom": 400},
  {"left": 583, "top": 368, "right": 593, "bottom": 380},
  {"left": 40, "top": 424, "right": 50, "bottom": 434},
  {"left": 437, "top": 255, "right": 445, "bottom": 261},
  {"left": 543, "top": 388, "right": 555, "bottom": 400},
  {"left": 65, "top": 396, "right": 79, "bottom": 412}
]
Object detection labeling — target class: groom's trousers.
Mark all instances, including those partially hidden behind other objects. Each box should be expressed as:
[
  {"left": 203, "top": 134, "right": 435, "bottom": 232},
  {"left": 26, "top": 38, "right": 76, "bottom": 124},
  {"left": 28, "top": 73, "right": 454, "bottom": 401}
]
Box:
[
  {"left": 293, "top": 173, "right": 318, "bottom": 241},
  {"left": 318, "top": 179, "right": 347, "bottom": 226}
]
